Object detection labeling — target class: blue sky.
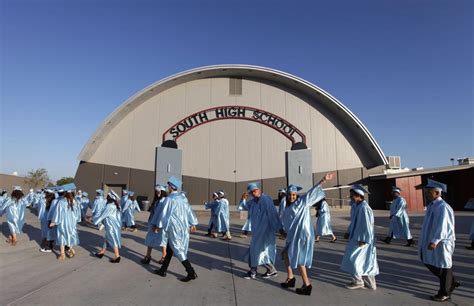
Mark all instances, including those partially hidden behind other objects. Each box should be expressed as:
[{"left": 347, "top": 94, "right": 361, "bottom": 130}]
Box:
[{"left": 1, "top": 0, "right": 472, "bottom": 180}]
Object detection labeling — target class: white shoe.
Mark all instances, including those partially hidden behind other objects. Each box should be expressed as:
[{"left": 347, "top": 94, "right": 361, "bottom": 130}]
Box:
[
  {"left": 40, "top": 247, "right": 52, "bottom": 253},
  {"left": 345, "top": 282, "right": 365, "bottom": 290}
]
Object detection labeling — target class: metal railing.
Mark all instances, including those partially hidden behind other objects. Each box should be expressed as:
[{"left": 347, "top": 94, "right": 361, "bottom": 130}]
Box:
[{"left": 325, "top": 198, "right": 352, "bottom": 209}]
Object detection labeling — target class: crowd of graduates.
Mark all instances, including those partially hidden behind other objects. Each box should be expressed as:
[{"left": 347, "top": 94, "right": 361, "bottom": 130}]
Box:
[{"left": 0, "top": 174, "right": 472, "bottom": 301}]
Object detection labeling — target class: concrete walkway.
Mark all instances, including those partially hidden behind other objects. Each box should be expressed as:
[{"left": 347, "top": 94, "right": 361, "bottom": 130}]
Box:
[{"left": 1, "top": 209, "right": 473, "bottom": 305}]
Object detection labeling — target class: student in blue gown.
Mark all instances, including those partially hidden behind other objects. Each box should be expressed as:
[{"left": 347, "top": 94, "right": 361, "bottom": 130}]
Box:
[
  {"left": 341, "top": 185, "right": 379, "bottom": 290},
  {"left": 80, "top": 192, "right": 89, "bottom": 222},
  {"left": 278, "top": 188, "right": 287, "bottom": 220},
  {"left": 122, "top": 191, "right": 141, "bottom": 232},
  {"left": 38, "top": 189, "right": 56, "bottom": 252},
  {"left": 280, "top": 173, "right": 333, "bottom": 296},
  {"left": 419, "top": 179, "right": 460, "bottom": 302},
  {"left": 91, "top": 189, "right": 107, "bottom": 230},
  {"left": 93, "top": 190, "right": 122, "bottom": 263},
  {"left": 0, "top": 186, "right": 27, "bottom": 245},
  {"left": 204, "top": 192, "right": 219, "bottom": 237},
  {"left": 381, "top": 187, "right": 414, "bottom": 246},
  {"left": 314, "top": 198, "right": 337, "bottom": 243},
  {"left": 240, "top": 182, "right": 284, "bottom": 280},
  {"left": 49, "top": 184, "right": 80, "bottom": 260},
  {"left": 25, "top": 189, "right": 35, "bottom": 207},
  {"left": 120, "top": 190, "right": 129, "bottom": 211},
  {"left": 141, "top": 185, "right": 168, "bottom": 265},
  {"left": 217, "top": 191, "right": 232, "bottom": 240},
  {"left": 153, "top": 176, "right": 199, "bottom": 282},
  {"left": 238, "top": 196, "right": 252, "bottom": 238}
]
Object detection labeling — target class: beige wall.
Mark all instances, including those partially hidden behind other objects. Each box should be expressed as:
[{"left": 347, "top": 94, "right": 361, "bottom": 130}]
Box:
[{"left": 88, "top": 78, "right": 363, "bottom": 182}]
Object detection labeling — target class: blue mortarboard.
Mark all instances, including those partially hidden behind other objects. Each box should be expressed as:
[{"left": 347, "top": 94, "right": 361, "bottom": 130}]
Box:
[
  {"left": 350, "top": 184, "right": 369, "bottom": 196},
  {"left": 247, "top": 182, "right": 260, "bottom": 192},
  {"left": 82, "top": 192, "right": 88, "bottom": 197},
  {"left": 122, "top": 190, "right": 129, "bottom": 194},
  {"left": 45, "top": 188, "right": 55, "bottom": 194},
  {"left": 167, "top": 176, "right": 182, "bottom": 190},
  {"left": 13, "top": 186, "right": 22, "bottom": 191},
  {"left": 128, "top": 191, "right": 135, "bottom": 196},
  {"left": 108, "top": 190, "right": 119, "bottom": 201},
  {"left": 155, "top": 184, "right": 167, "bottom": 192},
  {"left": 287, "top": 185, "right": 302, "bottom": 193},
  {"left": 425, "top": 179, "right": 447, "bottom": 193},
  {"left": 217, "top": 190, "right": 225, "bottom": 197},
  {"left": 278, "top": 188, "right": 287, "bottom": 194},
  {"left": 392, "top": 186, "right": 402, "bottom": 193},
  {"left": 61, "top": 183, "right": 76, "bottom": 193},
  {"left": 212, "top": 192, "right": 218, "bottom": 198}
]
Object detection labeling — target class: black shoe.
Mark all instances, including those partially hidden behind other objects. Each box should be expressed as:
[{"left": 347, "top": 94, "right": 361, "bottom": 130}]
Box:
[
  {"left": 140, "top": 256, "right": 151, "bottom": 265},
  {"left": 430, "top": 294, "right": 450, "bottom": 302},
  {"left": 295, "top": 284, "right": 312, "bottom": 296},
  {"left": 281, "top": 277, "right": 296, "bottom": 288},
  {"left": 95, "top": 253, "right": 104, "bottom": 259},
  {"left": 405, "top": 239, "right": 415, "bottom": 247},
  {"left": 180, "top": 271, "right": 198, "bottom": 282},
  {"left": 380, "top": 237, "right": 391, "bottom": 244},
  {"left": 154, "top": 269, "right": 167, "bottom": 277},
  {"left": 243, "top": 271, "right": 256, "bottom": 279},
  {"left": 110, "top": 257, "right": 121, "bottom": 263}
]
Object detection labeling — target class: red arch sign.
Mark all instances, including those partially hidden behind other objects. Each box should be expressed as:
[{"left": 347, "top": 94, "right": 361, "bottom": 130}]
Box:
[{"left": 162, "top": 105, "right": 306, "bottom": 144}]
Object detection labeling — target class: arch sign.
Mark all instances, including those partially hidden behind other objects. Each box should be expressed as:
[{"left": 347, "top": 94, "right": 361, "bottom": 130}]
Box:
[{"left": 162, "top": 105, "right": 306, "bottom": 144}]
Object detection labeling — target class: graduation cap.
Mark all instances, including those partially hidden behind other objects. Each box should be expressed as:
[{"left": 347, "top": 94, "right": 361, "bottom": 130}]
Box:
[
  {"left": 82, "top": 192, "right": 88, "bottom": 197},
  {"left": 217, "top": 190, "right": 225, "bottom": 197},
  {"left": 392, "top": 186, "right": 402, "bottom": 194},
  {"left": 108, "top": 190, "right": 119, "bottom": 201},
  {"left": 167, "top": 176, "right": 182, "bottom": 190},
  {"left": 155, "top": 184, "right": 167, "bottom": 192},
  {"left": 13, "top": 186, "right": 22, "bottom": 191},
  {"left": 128, "top": 191, "right": 135, "bottom": 196},
  {"left": 278, "top": 188, "right": 287, "bottom": 194},
  {"left": 247, "top": 182, "right": 260, "bottom": 192},
  {"left": 286, "top": 185, "right": 303, "bottom": 193},
  {"left": 350, "top": 184, "right": 369, "bottom": 197},
  {"left": 425, "top": 179, "right": 447, "bottom": 193}
]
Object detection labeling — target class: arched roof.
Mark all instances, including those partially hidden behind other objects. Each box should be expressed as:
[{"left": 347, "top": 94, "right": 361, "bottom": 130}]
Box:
[{"left": 79, "top": 64, "right": 388, "bottom": 167}]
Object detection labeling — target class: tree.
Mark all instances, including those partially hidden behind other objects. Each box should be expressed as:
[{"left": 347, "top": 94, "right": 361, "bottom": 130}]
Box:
[
  {"left": 24, "top": 168, "right": 51, "bottom": 189},
  {"left": 56, "top": 177, "right": 74, "bottom": 186}
]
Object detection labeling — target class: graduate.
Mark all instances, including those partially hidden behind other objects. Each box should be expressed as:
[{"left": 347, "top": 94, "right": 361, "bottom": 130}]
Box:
[
  {"left": 419, "top": 179, "right": 460, "bottom": 302},
  {"left": 280, "top": 173, "right": 333, "bottom": 296},
  {"left": 204, "top": 192, "right": 219, "bottom": 237},
  {"left": 277, "top": 188, "right": 287, "bottom": 220},
  {"left": 314, "top": 198, "right": 337, "bottom": 243},
  {"left": 93, "top": 190, "right": 122, "bottom": 263},
  {"left": 153, "top": 176, "right": 199, "bottom": 282},
  {"left": 0, "top": 190, "right": 8, "bottom": 206},
  {"left": 238, "top": 197, "right": 252, "bottom": 238},
  {"left": 49, "top": 184, "right": 80, "bottom": 260},
  {"left": 239, "top": 182, "right": 284, "bottom": 280},
  {"left": 25, "top": 188, "right": 35, "bottom": 207},
  {"left": 120, "top": 189, "right": 129, "bottom": 211},
  {"left": 341, "top": 185, "right": 379, "bottom": 290},
  {"left": 91, "top": 189, "right": 107, "bottom": 230},
  {"left": 205, "top": 191, "right": 231, "bottom": 240},
  {"left": 80, "top": 192, "right": 90, "bottom": 222},
  {"left": 381, "top": 187, "right": 414, "bottom": 246},
  {"left": 141, "top": 185, "right": 168, "bottom": 265},
  {"left": 122, "top": 191, "right": 141, "bottom": 232},
  {"left": 217, "top": 190, "right": 231, "bottom": 240},
  {"left": 38, "top": 189, "right": 56, "bottom": 252},
  {"left": 0, "top": 186, "right": 27, "bottom": 246}
]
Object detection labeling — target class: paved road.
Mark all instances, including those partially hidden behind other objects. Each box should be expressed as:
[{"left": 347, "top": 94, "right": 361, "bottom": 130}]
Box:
[{"left": 1, "top": 208, "right": 473, "bottom": 306}]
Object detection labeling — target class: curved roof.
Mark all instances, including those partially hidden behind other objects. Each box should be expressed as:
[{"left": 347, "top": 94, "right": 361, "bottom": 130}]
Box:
[{"left": 79, "top": 64, "right": 388, "bottom": 167}]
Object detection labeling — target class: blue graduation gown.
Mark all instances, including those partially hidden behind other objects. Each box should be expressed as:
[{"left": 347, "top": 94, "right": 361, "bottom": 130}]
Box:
[
  {"left": 470, "top": 222, "right": 474, "bottom": 241},
  {"left": 282, "top": 184, "right": 326, "bottom": 268},
  {"left": 153, "top": 191, "right": 198, "bottom": 262},
  {"left": 80, "top": 197, "right": 89, "bottom": 218},
  {"left": 51, "top": 198, "right": 80, "bottom": 246},
  {"left": 341, "top": 201, "right": 379, "bottom": 276},
  {"left": 419, "top": 197, "right": 455, "bottom": 268},
  {"left": 93, "top": 203, "right": 122, "bottom": 248},
  {"left": 205, "top": 199, "right": 229, "bottom": 232},
  {"left": 91, "top": 196, "right": 107, "bottom": 220},
  {"left": 37, "top": 198, "right": 53, "bottom": 240},
  {"left": 316, "top": 200, "right": 334, "bottom": 236},
  {"left": 240, "top": 194, "right": 282, "bottom": 267},
  {"left": 122, "top": 199, "right": 141, "bottom": 227},
  {"left": 238, "top": 199, "right": 252, "bottom": 232},
  {"left": 1, "top": 198, "right": 27, "bottom": 234},
  {"left": 279, "top": 198, "right": 286, "bottom": 220},
  {"left": 389, "top": 196, "right": 412, "bottom": 239},
  {"left": 145, "top": 198, "right": 169, "bottom": 248}
]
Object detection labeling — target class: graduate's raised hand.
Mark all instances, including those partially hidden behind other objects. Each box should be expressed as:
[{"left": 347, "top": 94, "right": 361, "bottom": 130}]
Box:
[{"left": 190, "top": 225, "right": 196, "bottom": 233}]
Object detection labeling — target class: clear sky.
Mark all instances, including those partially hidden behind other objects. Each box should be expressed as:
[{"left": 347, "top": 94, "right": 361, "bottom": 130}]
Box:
[{"left": 1, "top": 0, "right": 473, "bottom": 181}]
